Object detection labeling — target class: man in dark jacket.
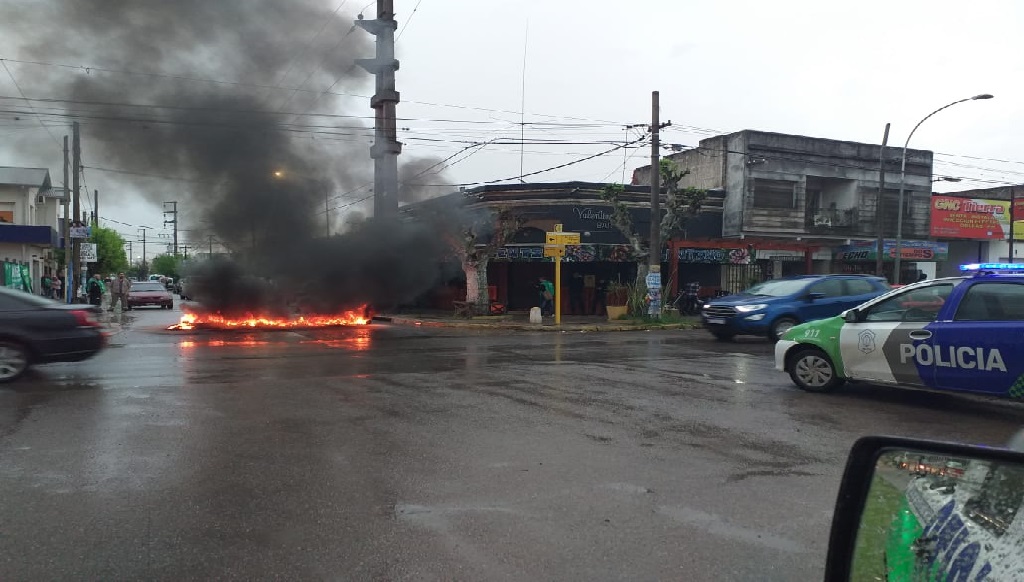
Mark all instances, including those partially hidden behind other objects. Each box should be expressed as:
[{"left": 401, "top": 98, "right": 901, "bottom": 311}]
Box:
[{"left": 86, "top": 274, "right": 105, "bottom": 306}]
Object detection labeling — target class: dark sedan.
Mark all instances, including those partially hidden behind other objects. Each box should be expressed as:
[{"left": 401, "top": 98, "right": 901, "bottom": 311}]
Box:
[
  {"left": 0, "top": 288, "right": 107, "bottom": 382},
  {"left": 128, "top": 281, "right": 174, "bottom": 309}
]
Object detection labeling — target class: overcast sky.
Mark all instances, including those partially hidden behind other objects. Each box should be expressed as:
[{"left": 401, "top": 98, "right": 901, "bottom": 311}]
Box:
[{"left": 1, "top": 0, "right": 1022, "bottom": 252}]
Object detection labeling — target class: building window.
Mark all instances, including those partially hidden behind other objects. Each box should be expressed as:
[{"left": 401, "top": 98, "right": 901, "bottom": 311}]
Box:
[{"left": 753, "top": 179, "right": 796, "bottom": 209}]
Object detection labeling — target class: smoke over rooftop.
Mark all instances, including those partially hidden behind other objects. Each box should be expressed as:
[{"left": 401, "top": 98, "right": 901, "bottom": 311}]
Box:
[{"left": 12, "top": 0, "right": 460, "bottom": 313}]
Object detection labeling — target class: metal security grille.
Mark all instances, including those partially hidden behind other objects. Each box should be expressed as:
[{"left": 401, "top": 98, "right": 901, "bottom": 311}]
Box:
[{"left": 721, "top": 263, "right": 772, "bottom": 294}]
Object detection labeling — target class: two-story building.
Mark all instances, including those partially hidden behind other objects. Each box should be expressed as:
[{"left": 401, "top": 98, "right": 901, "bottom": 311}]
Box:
[
  {"left": 0, "top": 167, "right": 64, "bottom": 293},
  {"left": 401, "top": 181, "right": 727, "bottom": 312},
  {"left": 926, "top": 184, "right": 1024, "bottom": 277},
  {"left": 632, "top": 130, "right": 943, "bottom": 285}
]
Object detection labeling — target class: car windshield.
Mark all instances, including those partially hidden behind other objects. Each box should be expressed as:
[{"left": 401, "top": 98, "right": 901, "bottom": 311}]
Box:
[
  {"left": 740, "top": 279, "right": 810, "bottom": 297},
  {"left": 132, "top": 282, "right": 166, "bottom": 292}
]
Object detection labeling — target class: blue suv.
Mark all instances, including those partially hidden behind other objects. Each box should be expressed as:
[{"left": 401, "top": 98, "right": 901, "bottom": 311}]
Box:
[{"left": 701, "top": 274, "right": 890, "bottom": 341}]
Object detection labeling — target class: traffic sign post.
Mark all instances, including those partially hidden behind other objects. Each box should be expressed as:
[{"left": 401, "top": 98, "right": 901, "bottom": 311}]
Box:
[{"left": 545, "top": 224, "right": 581, "bottom": 325}]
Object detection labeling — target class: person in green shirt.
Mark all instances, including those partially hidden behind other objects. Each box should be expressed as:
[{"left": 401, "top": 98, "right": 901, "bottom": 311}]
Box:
[
  {"left": 86, "top": 274, "right": 106, "bottom": 306},
  {"left": 538, "top": 276, "right": 555, "bottom": 316}
]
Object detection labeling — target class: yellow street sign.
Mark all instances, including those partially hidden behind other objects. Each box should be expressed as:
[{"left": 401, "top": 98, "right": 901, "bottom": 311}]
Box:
[
  {"left": 546, "top": 232, "right": 581, "bottom": 245},
  {"left": 554, "top": 223, "right": 563, "bottom": 232},
  {"left": 543, "top": 245, "right": 565, "bottom": 258}
]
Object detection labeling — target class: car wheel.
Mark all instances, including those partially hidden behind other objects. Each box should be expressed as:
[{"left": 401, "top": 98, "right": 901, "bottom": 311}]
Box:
[
  {"left": 770, "top": 317, "right": 799, "bottom": 342},
  {"left": 711, "top": 331, "right": 734, "bottom": 342},
  {"left": 0, "top": 340, "right": 30, "bottom": 383},
  {"left": 788, "top": 347, "right": 844, "bottom": 393}
]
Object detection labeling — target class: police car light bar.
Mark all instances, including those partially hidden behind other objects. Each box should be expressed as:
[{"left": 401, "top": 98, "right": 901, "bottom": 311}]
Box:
[{"left": 959, "top": 262, "right": 1024, "bottom": 273}]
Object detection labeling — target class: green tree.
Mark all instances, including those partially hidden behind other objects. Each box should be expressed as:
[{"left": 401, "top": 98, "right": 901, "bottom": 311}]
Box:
[
  {"left": 91, "top": 226, "right": 129, "bottom": 275},
  {"left": 150, "top": 254, "right": 183, "bottom": 280},
  {"left": 600, "top": 159, "right": 707, "bottom": 285}
]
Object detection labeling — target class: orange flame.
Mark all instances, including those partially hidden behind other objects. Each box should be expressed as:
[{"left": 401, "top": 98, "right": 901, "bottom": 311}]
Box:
[{"left": 168, "top": 307, "right": 370, "bottom": 330}]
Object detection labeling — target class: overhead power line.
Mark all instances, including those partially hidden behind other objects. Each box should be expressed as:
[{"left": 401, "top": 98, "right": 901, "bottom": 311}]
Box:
[
  {"left": 0, "top": 56, "right": 629, "bottom": 125},
  {"left": 0, "top": 60, "right": 61, "bottom": 149},
  {"left": 395, "top": 0, "right": 425, "bottom": 41}
]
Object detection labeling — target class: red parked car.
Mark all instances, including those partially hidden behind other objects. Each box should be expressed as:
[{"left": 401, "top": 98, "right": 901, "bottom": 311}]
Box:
[{"left": 128, "top": 281, "right": 174, "bottom": 309}]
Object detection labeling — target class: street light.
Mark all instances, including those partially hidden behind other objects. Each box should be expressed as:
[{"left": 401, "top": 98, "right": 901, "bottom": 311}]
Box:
[
  {"left": 932, "top": 176, "right": 962, "bottom": 183},
  {"left": 893, "top": 94, "right": 993, "bottom": 283},
  {"left": 272, "top": 169, "right": 332, "bottom": 237}
]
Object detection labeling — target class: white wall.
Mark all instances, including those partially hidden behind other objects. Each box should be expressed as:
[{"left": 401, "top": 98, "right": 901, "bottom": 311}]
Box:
[{"left": 0, "top": 184, "right": 37, "bottom": 226}]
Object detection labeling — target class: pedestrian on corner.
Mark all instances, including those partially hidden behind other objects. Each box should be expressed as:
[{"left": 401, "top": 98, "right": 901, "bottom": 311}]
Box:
[
  {"left": 51, "top": 274, "right": 63, "bottom": 301},
  {"left": 87, "top": 274, "right": 106, "bottom": 307},
  {"left": 41, "top": 273, "right": 52, "bottom": 298},
  {"left": 109, "top": 272, "right": 132, "bottom": 312},
  {"left": 538, "top": 276, "right": 555, "bottom": 316}
]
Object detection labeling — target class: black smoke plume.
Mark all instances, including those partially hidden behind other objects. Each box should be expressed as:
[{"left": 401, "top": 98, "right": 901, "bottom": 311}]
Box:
[{"left": 13, "top": 0, "right": 460, "bottom": 314}]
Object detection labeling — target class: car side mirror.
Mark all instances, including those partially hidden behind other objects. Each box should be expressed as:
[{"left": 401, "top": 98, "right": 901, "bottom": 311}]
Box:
[
  {"left": 824, "top": 436, "right": 1024, "bottom": 581},
  {"left": 843, "top": 310, "right": 859, "bottom": 323},
  {"left": 807, "top": 292, "right": 826, "bottom": 301}
]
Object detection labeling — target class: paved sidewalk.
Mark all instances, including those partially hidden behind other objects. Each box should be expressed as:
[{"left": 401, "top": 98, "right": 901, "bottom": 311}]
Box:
[{"left": 375, "top": 311, "right": 702, "bottom": 332}]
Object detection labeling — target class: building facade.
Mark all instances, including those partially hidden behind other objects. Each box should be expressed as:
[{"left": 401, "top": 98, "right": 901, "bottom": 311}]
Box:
[
  {"left": 403, "top": 181, "right": 726, "bottom": 312},
  {"left": 0, "top": 167, "right": 63, "bottom": 293},
  {"left": 927, "top": 184, "right": 1024, "bottom": 277},
  {"left": 632, "top": 130, "right": 941, "bottom": 284}
]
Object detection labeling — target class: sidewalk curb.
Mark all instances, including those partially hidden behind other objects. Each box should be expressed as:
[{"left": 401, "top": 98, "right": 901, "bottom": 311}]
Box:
[{"left": 375, "top": 315, "right": 702, "bottom": 333}]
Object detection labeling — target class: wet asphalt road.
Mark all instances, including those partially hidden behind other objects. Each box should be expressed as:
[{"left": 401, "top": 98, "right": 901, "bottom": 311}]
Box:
[{"left": 2, "top": 307, "right": 1023, "bottom": 581}]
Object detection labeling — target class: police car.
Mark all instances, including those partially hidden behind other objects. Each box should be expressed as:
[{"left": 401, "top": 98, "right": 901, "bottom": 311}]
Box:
[
  {"left": 775, "top": 263, "right": 1024, "bottom": 397},
  {"left": 884, "top": 456, "right": 1024, "bottom": 580}
]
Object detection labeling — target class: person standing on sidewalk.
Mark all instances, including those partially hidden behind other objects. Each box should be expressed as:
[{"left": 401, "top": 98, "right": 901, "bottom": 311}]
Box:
[
  {"left": 86, "top": 274, "right": 106, "bottom": 307},
  {"left": 109, "top": 272, "right": 132, "bottom": 311},
  {"left": 538, "top": 276, "right": 555, "bottom": 317},
  {"left": 41, "top": 273, "right": 52, "bottom": 298},
  {"left": 51, "top": 274, "right": 62, "bottom": 301}
]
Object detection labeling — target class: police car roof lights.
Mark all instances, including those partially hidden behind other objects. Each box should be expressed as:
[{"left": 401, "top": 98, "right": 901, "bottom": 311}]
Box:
[{"left": 959, "top": 262, "right": 1024, "bottom": 274}]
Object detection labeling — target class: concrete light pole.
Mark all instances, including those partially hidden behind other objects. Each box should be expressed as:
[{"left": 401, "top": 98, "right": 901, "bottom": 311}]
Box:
[{"left": 893, "top": 94, "right": 993, "bottom": 283}]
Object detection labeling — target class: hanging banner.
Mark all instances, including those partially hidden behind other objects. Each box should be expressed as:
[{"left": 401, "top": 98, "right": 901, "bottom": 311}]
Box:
[
  {"left": 19, "top": 265, "right": 31, "bottom": 293},
  {"left": 676, "top": 247, "right": 753, "bottom": 264},
  {"left": 929, "top": 196, "right": 1010, "bottom": 239}
]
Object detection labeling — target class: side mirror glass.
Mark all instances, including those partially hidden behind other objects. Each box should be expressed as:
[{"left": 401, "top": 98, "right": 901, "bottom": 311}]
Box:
[
  {"left": 844, "top": 310, "right": 859, "bottom": 323},
  {"left": 825, "top": 436, "right": 1024, "bottom": 581}
]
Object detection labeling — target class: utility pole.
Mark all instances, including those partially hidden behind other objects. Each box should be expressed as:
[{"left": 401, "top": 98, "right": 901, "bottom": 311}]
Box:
[
  {"left": 126, "top": 241, "right": 132, "bottom": 266},
  {"left": 139, "top": 228, "right": 148, "bottom": 272},
  {"left": 163, "top": 201, "right": 178, "bottom": 255},
  {"left": 62, "top": 135, "right": 70, "bottom": 303},
  {"left": 71, "top": 122, "right": 81, "bottom": 302},
  {"left": 93, "top": 189, "right": 98, "bottom": 226},
  {"left": 648, "top": 91, "right": 662, "bottom": 318},
  {"left": 208, "top": 234, "right": 214, "bottom": 257},
  {"left": 325, "top": 190, "right": 330, "bottom": 237},
  {"left": 1009, "top": 185, "right": 1017, "bottom": 261},
  {"left": 875, "top": 123, "right": 890, "bottom": 278},
  {"left": 356, "top": 0, "right": 401, "bottom": 220}
]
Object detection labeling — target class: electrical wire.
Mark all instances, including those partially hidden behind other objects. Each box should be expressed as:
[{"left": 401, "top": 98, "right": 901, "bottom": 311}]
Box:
[
  {"left": 263, "top": 0, "right": 350, "bottom": 108},
  {"left": 0, "top": 57, "right": 631, "bottom": 125},
  {"left": 405, "top": 132, "right": 650, "bottom": 188},
  {"left": 395, "top": 0, "right": 424, "bottom": 41},
  {"left": 0, "top": 60, "right": 62, "bottom": 149}
]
